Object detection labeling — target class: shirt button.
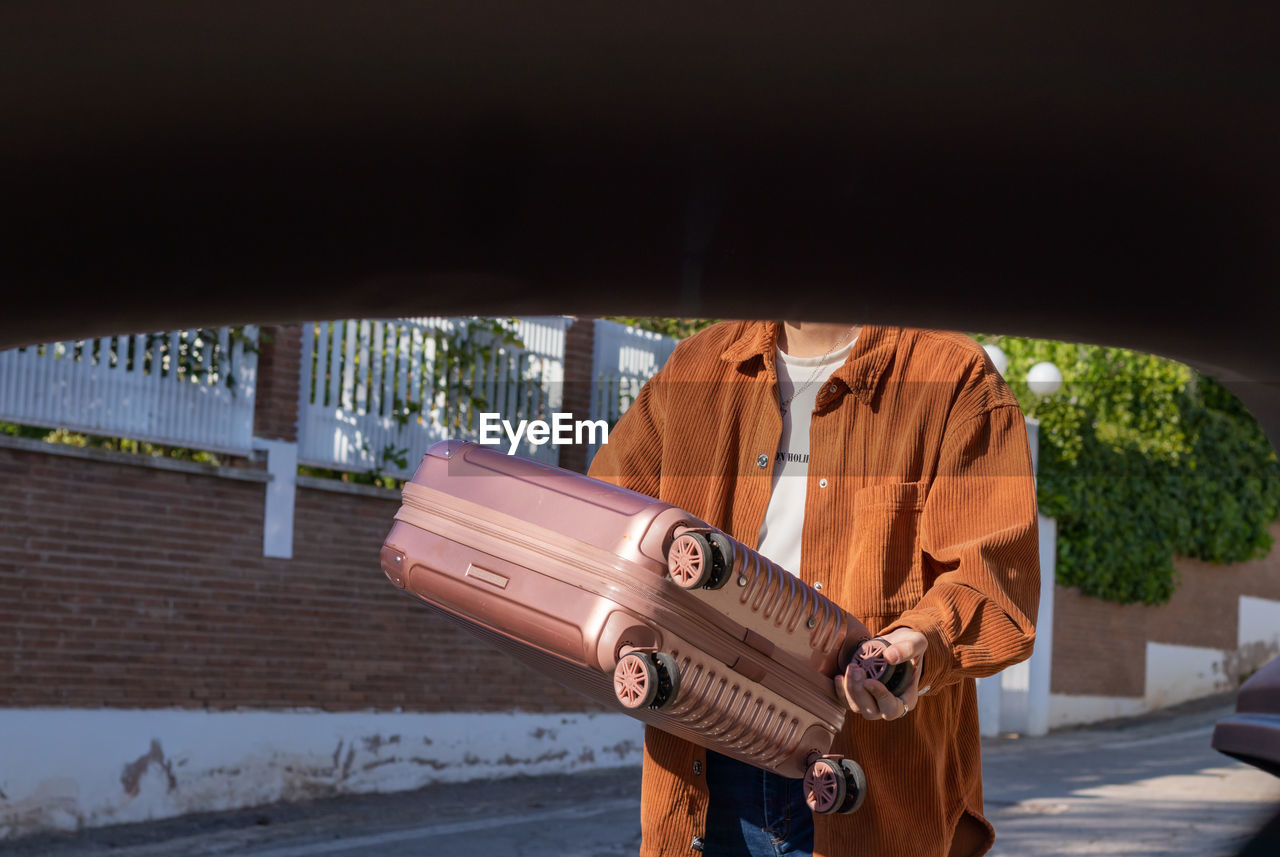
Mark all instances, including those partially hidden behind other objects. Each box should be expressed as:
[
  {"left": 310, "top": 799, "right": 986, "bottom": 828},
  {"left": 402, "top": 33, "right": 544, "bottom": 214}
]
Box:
[
  {"left": 693, "top": 760, "right": 703, "bottom": 775},
  {"left": 826, "top": 383, "right": 838, "bottom": 394},
  {"left": 756, "top": 454, "right": 768, "bottom": 468},
  {"left": 814, "top": 581, "right": 824, "bottom": 591},
  {"left": 819, "top": 478, "right": 828, "bottom": 488}
]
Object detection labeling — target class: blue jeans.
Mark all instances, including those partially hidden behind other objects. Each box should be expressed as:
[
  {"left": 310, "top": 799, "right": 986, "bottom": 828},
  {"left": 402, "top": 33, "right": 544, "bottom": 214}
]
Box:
[{"left": 702, "top": 750, "right": 815, "bottom": 857}]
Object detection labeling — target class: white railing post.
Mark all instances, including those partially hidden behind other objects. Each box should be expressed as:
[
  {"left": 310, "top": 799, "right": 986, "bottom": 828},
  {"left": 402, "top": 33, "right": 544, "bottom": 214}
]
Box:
[
  {"left": 255, "top": 438, "right": 297, "bottom": 559},
  {"left": 295, "top": 316, "right": 570, "bottom": 478},
  {"left": 1027, "top": 515, "right": 1056, "bottom": 736},
  {"left": 978, "top": 416, "right": 1054, "bottom": 737},
  {"left": 586, "top": 320, "right": 680, "bottom": 465},
  {"left": 0, "top": 325, "right": 258, "bottom": 455}
]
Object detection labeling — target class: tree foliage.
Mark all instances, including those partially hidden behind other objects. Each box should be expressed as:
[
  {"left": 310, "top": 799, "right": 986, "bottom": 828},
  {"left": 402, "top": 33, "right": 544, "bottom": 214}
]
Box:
[
  {"left": 976, "top": 335, "right": 1280, "bottom": 605},
  {"left": 603, "top": 316, "right": 719, "bottom": 339},
  {"left": 302, "top": 317, "right": 525, "bottom": 488}
]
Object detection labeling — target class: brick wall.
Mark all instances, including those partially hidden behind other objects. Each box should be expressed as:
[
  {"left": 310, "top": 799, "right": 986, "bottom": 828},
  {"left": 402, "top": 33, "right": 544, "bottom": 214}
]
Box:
[
  {"left": 1051, "top": 521, "right": 1280, "bottom": 697},
  {"left": 251, "top": 324, "right": 302, "bottom": 442},
  {"left": 556, "top": 316, "right": 596, "bottom": 474},
  {"left": 0, "top": 442, "right": 602, "bottom": 713}
]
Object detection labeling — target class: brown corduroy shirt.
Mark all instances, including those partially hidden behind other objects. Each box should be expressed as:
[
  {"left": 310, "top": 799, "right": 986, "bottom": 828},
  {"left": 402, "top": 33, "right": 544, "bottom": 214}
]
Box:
[{"left": 588, "top": 321, "right": 1040, "bottom": 857}]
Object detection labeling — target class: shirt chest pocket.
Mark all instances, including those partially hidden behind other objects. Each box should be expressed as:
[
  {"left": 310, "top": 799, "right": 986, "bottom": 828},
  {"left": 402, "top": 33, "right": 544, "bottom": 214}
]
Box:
[{"left": 839, "top": 481, "right": 926, "bottom": 627}]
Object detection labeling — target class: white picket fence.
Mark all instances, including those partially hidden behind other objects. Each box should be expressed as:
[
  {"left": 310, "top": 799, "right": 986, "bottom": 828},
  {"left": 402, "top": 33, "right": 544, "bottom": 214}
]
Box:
[
  {"left": 0, "top": 328, "right": 259, "bottom": 454},
  {"left": 296, "top": 316, "right": 571, "bottom": 476},
  {"left": 0, "top": 317, "right": 681, "bottom": 474},
  {"left": 587, "top": 319, "right": 680, "bottom": 462}
]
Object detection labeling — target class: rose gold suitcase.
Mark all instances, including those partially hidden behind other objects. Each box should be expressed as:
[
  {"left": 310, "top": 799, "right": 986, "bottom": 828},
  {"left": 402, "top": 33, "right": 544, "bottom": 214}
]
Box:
[{"left": 380, "top": 440, "right": 907, "bottom": 814}]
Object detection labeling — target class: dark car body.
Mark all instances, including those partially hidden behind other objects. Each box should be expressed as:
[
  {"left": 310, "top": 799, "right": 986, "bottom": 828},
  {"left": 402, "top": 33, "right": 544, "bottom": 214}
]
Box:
[
  {"left": 1214, "top": 656, "right": 1280, "bottom": 779},
  {"left": 2, "top": 2, "right": 1277, "bottom": 848}
]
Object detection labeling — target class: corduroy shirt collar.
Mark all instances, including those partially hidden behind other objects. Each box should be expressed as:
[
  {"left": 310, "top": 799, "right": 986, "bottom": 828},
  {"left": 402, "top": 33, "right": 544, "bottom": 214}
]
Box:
[{"left": 718, "top": 320, "right": 901, "bottom": 406}]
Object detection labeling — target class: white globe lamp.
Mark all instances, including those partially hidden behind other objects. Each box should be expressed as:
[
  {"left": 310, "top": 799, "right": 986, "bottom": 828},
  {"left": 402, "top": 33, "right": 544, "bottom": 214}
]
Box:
[
  {"left": 983, "top": 344, "right": 1009, "bottom": 376},
  {"left": 1026, "top": 361, "right": 1063, "bottom": 396}
]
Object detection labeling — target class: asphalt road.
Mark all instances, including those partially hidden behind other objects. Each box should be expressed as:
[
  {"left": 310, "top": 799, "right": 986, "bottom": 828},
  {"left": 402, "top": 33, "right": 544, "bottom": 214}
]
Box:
[
  {"left": 5, "top": 696, "right": 1278, "bottom": 857},
  {"left": 981, "top": 700, "right": 1280, "bottom": 856}
]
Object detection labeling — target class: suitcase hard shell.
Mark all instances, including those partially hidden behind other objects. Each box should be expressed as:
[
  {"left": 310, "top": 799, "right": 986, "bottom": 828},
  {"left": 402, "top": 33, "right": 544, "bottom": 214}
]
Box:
[{"left": 380, "top": 439, "right": 900, "bottom": 814}]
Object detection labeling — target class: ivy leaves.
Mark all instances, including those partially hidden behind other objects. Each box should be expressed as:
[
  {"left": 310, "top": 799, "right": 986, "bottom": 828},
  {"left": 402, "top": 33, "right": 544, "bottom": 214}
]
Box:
[
  {"left": 977, "top": 334, "right": 1280, "bottom": 605},
  {"left": 603, "top": 317, "right": 717, "bottom": 339}
]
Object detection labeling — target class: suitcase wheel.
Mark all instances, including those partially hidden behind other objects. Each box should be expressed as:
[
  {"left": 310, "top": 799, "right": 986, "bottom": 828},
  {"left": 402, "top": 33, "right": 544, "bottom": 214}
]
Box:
[
  {"left": 614, "top": 651, "right": 681, "bottom": 710},
  {"left": 667, "top": 532, "right": 731, "bottom": 590},
  {"left": 705, "top": 532, "right": 734, "bottom": 590},
  {"left": 654, "top": 652, "right": 682, "bottom": 707},
  {"left": 614, "top": 652, "right": 659, "bottom": 709},
  {"left": 852, "top": 638, "right": 915, "bottom": 699},
  {"left": 836, "top": 758, "right": 867, "bottom": 814},
  {"left": 667, "top": 533, "right": 714, "bottom": 589},
  {"left": 805, "top": 757, "right": 866, "bottom": 815},
  {"left": 803, "top": 758, "right": 848, "bottom": 815}
]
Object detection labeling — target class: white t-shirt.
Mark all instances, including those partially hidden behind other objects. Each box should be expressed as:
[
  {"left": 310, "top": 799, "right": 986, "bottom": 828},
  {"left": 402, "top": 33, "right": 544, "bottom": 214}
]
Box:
[{"left": 756, "top": 338, "right": 856, "bottom": 576}]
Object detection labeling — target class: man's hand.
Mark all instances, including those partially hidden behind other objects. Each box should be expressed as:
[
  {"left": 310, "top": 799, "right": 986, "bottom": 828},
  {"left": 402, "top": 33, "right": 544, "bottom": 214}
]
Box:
[{"left": 834, "top": 627, "right": 927, "bottom": 721}]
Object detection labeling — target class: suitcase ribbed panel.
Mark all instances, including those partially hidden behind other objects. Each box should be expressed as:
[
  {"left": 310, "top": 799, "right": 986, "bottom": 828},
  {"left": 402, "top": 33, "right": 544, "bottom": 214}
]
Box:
[
  {"left": 727, "top": 535, "right": 852, "bottom": 660},
  {"left": 663, "top": 649, "right": 805, "bottom": 772},
  {"left": 417, "top": 598, "right": 822, "bottom": 777}
]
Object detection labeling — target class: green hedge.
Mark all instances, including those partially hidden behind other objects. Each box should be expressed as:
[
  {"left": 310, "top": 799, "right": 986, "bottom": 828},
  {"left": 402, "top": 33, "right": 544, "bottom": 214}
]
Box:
[{"left": 977, "top": 335, "right": 1280, "bottom": 605}]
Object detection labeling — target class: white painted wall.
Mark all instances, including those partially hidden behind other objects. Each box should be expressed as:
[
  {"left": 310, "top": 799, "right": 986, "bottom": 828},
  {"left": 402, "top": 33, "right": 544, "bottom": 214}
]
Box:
[
  {"left": 1048, "top": 595, "right": 1280, "bottom": 730},
  {"left": 1238, "top": 596, "right": 1280, "bottom": 652},
  {"left": 1047, "top": 694, "right": 1146, "bottom": 730},
  {"left": 0, "top": 709, "right": 644, "bottom": 841},
  {"left": 977, "top": 671, "right": 1002, "bottom": 738},
  {"left": 1144, "top": 641, "right": 1235, "bottom": 709}
]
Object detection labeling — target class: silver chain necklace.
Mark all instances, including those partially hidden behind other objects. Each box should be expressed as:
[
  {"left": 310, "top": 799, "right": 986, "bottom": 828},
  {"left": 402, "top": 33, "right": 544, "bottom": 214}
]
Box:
[{"left": 777, "top": 327, "right": 855, "bottom": 416}]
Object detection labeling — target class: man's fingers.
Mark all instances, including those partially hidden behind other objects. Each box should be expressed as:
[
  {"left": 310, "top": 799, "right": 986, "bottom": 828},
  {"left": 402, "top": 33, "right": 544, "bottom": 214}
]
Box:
[
  {"left": 862, "top": 677, "right": 902, "bottom": 719},
  {"left": 882, "top": 639, "right": 921, "bottom": 665},
  {"left": 884, "top": 643, "right": 915, "bottom": 664},
  {"left": 838, "top": 667, "right": 883, "bottom": 720},
  {"left": 879, "top": 629, "right": 928, "bottom": 665},
  {"left": 837, "top": 667, "right": 918, "bottom": 721}
]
